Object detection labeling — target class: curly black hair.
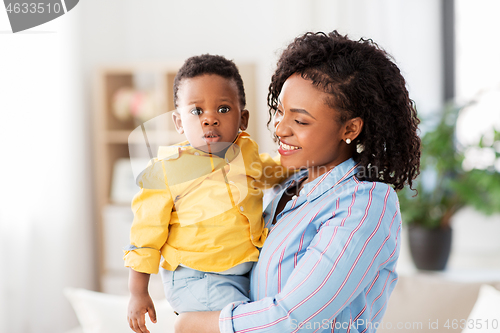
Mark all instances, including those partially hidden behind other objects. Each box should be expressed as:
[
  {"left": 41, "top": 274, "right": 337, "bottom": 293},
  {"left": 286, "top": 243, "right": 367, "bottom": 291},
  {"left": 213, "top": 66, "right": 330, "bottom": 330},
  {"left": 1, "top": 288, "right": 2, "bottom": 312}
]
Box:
[
  {"left": 268, "top": 31, "right": 421, "bottom": 191},
  {"left": 173, "top": 54, "right": 246, "bottom": 109}
]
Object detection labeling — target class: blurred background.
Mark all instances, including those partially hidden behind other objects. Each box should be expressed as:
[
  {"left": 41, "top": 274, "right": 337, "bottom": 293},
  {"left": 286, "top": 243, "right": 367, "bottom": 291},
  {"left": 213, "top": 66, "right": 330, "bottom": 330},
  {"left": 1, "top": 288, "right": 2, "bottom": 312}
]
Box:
[{"left": 1, "top": 0, "right": 500, "bottom": 332}]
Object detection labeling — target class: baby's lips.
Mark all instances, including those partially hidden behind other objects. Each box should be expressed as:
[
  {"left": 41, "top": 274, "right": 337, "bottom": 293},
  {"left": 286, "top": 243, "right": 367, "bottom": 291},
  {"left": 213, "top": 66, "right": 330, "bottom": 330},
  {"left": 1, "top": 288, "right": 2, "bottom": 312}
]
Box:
[{"left": 203, "top": 131, "right": 220, "bottom": 138}]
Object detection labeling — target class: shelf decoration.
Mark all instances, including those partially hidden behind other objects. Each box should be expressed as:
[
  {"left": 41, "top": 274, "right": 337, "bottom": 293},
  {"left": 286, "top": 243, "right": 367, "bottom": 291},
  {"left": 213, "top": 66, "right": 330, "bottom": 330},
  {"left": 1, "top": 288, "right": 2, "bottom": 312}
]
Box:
[{"left": 112, "top": 88, "right": 159, "bottom": 125}]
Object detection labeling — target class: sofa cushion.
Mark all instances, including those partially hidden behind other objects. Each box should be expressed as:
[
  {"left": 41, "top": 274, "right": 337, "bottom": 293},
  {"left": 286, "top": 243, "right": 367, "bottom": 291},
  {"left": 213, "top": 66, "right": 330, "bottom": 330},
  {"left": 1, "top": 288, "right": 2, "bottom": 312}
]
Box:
[
  {"left": 378, "top": 274, "right": 500, "bottom": 333},
  {"left": 64, "top": 287, "right": 176, "bottom": 333},
  {"left": 462, "top": 284, "right": 500, "bottom": 333}
]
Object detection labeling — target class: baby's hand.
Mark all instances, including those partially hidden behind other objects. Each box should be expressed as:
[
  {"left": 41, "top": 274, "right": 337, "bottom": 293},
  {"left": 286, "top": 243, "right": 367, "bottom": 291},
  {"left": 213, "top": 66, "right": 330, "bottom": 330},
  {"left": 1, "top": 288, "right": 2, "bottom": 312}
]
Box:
[{"left": 127, "top": 293, "right": 157, "bottom": 333}]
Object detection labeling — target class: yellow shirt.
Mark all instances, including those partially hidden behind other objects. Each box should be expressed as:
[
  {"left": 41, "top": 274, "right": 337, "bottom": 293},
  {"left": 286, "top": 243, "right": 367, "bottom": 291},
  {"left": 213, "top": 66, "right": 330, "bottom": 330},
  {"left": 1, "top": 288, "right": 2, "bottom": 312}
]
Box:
[{"left": 123, "top": 132, "right": 287, "bottom": 274}]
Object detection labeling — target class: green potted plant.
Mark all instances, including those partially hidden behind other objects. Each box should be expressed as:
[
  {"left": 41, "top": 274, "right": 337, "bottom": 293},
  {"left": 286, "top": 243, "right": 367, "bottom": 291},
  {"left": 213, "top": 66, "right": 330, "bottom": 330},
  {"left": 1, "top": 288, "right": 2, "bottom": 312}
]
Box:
[{"left": 398, "top": 102, "right": 500, "bottom": 270}]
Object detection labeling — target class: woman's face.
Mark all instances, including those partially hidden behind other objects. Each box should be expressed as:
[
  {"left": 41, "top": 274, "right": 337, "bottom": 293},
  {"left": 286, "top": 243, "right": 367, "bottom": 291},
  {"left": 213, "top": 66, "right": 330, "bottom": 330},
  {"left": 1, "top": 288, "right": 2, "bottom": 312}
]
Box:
[{"left": 273, "top": 73, "right": 359, "bottom": 181}]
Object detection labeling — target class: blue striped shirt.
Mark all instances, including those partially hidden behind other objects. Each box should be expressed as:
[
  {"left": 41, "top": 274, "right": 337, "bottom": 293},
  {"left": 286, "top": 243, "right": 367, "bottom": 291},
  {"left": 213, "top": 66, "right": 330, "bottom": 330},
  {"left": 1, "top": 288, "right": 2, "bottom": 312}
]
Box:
[{"left": 220, "top": 158, "right": 401, "bottom": 333}]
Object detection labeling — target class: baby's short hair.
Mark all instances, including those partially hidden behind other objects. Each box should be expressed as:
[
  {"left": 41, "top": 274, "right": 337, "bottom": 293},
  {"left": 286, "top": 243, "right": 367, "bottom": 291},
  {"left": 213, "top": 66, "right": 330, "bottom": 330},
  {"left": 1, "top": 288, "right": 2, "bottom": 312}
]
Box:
[{"left": 173, "top": 54, "right": 246, "bottom": 109}]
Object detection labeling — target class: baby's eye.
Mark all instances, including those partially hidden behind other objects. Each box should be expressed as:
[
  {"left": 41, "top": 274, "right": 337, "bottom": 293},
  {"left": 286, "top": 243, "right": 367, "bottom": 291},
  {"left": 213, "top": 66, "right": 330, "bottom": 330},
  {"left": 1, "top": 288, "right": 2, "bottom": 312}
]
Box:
[
  {"left": 190, "top": 107, "right": 203, "bottom": 116},
  {"left": 218, "top": 106, "right": 230, "bottom": 113}
]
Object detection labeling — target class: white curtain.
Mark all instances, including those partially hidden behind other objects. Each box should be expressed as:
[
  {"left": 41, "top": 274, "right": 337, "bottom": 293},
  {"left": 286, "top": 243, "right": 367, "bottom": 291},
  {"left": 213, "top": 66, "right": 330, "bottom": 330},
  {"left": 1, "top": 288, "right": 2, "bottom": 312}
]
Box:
[{"left": 0, "top": 9, "right": 95, "bottom": 333}]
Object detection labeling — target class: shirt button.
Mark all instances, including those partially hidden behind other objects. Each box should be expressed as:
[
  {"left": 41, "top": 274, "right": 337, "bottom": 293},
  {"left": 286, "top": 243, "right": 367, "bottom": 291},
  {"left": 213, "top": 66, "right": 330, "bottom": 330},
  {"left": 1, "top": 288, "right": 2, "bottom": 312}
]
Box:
[
  {"left": 225, "top": 158, "right": 229, "bottom": 163},
  {"left": 240, "top": 206, "right": 244, "bottom": 211},
  {"left": 194, "top": 152, "right": 200, "bottom": 156}
]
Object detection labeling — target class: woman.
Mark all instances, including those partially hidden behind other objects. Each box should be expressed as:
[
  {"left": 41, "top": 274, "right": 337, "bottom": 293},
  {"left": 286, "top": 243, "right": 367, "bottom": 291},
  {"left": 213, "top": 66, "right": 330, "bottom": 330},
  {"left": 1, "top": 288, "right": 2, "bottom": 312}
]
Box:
[{"left": 176, "top": 30, "right": 421, "bottom": 333}]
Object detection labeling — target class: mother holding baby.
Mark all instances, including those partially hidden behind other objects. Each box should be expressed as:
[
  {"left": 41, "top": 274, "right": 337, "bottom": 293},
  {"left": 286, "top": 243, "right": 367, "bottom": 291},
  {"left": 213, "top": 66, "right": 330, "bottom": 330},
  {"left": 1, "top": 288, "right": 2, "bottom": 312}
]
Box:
[{"left": 152, "top": 30, "right": 420, "bottom": 333}]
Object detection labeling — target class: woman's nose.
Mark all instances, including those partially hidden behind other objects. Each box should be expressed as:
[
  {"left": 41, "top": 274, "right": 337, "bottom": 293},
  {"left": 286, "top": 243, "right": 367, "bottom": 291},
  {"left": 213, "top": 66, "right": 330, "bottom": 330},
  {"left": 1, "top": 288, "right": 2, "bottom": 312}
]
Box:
[{"left": 274, "top": 113, "right": 289, "bottom": 137}]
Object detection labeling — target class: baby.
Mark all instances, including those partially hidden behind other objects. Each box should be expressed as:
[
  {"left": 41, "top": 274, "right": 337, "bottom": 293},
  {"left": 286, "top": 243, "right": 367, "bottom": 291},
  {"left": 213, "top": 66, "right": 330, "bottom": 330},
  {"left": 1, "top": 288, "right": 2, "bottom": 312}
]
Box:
[{"left": 124, "top": 54, "right": 286, "bottom": 332}]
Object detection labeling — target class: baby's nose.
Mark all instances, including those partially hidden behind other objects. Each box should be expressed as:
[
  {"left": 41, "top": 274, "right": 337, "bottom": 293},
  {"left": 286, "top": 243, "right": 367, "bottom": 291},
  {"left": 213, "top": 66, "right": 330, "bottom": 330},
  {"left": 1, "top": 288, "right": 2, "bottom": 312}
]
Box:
[{"left": 203, "top": 114, "right": 219, "bottom": 126}]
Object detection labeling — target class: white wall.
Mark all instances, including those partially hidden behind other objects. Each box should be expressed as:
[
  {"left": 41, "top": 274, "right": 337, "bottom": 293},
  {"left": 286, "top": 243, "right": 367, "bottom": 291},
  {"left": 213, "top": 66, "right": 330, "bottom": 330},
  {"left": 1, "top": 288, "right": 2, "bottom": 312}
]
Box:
[
  {"left": 328, "top": 0, "right": 444, "bottom": 117},
  {"left": 455, "top": 0, "right": 500, "bottom": 102}
]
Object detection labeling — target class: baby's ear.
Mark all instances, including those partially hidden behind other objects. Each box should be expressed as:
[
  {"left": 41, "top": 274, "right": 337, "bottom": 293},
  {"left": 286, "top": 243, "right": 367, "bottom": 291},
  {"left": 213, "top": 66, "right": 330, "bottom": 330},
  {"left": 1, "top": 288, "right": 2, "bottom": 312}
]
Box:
[
  {"left": 172, "top": 112, "right": 184, "bottom": 134},
  {"left": 240, "top": 109, "right": 249, "bottom": 131}
]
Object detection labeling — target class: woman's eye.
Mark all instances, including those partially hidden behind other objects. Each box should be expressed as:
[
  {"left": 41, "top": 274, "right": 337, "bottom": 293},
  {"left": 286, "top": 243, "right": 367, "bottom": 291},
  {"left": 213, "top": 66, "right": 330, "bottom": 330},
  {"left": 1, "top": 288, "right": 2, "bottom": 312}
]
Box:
[
  {"left": 218, "top": 106, "right": 230, "bottom": 113},
  {"left": 190, "top": 108, "right": 203, "bottom": 116},
  {"left": 295, "top": 120, "right": 308, "bottom": 125}
]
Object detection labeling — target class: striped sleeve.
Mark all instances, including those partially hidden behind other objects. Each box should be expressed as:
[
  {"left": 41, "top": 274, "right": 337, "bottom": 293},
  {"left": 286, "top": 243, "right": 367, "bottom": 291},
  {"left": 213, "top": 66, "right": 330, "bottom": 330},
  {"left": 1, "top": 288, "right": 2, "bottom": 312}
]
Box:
[{"left": 220, "top": 182, "right": 401, "bottom": 333}]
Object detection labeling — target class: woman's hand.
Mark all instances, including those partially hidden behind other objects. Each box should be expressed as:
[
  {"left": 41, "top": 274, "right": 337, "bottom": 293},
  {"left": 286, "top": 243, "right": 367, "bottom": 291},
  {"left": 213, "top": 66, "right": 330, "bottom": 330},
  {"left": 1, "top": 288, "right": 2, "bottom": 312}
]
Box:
[
  {"left": 174, "top": 311, "right": 221, "bottom": 333},
  {"left": 128, "top": 293, "right": 157, "bottom": 333}
]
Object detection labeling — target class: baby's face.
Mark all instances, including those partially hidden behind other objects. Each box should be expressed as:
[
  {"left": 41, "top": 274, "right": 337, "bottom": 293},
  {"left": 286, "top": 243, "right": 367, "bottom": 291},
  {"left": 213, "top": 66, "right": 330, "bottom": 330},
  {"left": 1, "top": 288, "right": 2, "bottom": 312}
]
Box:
[{"left": 173, "top": 74, "right": 248, "bottom": 154}]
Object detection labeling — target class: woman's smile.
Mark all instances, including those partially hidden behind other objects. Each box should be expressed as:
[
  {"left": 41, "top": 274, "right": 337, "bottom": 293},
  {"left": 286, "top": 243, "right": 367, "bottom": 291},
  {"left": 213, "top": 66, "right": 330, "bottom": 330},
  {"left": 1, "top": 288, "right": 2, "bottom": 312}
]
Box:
[{"left": 278, "top": 140, "right": 302, "bottom": 154}]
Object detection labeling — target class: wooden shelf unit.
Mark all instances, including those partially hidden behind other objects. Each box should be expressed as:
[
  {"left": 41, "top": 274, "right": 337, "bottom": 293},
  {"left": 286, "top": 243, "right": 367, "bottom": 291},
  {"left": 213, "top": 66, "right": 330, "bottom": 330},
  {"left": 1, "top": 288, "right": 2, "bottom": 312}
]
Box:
[{"left": 92, "top": 64, "right": 183, "bottom": 291}]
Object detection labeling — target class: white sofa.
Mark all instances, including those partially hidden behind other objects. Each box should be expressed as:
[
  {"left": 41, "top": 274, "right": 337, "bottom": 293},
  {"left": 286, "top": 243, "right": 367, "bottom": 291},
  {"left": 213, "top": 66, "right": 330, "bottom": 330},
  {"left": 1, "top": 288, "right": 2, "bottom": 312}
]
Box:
[
  {"left": 64, "top": 287, "right": 176, "bottom": 333},
  {"left": 65, "top": 273, "right": 500, "bottom": 333},
  {"left": 379, "top": 273, "right": 500, "bottom": 333}
]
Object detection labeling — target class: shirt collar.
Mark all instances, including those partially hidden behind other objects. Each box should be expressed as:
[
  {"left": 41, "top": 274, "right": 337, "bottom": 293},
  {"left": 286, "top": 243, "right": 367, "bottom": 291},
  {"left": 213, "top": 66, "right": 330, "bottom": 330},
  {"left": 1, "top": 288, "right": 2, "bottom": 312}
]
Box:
[
  {"left": 282, "top": 169, "right": 308, "bottom": 188},
  {"left": 295, "top": 158, "right": 360, "bottom": 202},
  {"left": 157, "top": 131, "right": 246, "bottom": 163}
]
